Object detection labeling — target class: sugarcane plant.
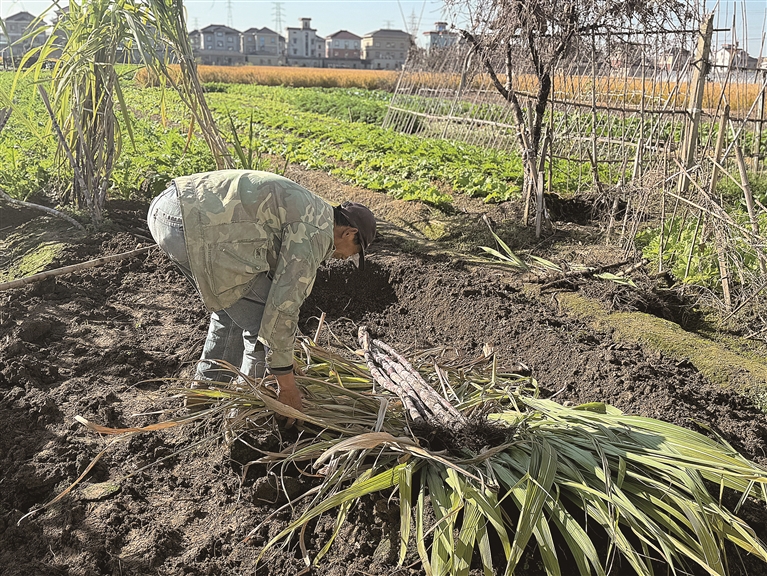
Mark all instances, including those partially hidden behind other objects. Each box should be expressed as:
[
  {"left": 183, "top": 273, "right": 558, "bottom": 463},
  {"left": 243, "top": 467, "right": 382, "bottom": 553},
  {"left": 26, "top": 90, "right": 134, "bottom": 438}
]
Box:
[
  {"left": 479, "top": 216, "right": 638, "bottom": 287},
  {"left": 11, "top": 0, "right": 232, "bottom": 226},
  {"left": 71, "top": 329, "right": 767, "bottom": 576},
  {"left": 163, "top": 327, "right": 767, "bottom": 576}
]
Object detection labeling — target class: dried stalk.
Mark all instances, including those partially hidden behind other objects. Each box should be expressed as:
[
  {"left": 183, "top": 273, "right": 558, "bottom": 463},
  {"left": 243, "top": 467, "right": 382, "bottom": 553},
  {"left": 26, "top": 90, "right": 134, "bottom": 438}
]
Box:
[
  {"left": 708, "top": 106, "right": 732, "bottom": 310},
  {"left": 0, "top": 188, "right": 84, "bottom": 231},
  {"left": 0, "top": 246, "right": 154, "bottom": 292}
]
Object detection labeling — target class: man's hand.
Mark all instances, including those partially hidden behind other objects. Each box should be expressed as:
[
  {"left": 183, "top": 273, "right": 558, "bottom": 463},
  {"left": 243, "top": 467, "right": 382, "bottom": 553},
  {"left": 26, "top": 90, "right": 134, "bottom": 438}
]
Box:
[{"left": 275, "top": 372, "right": 303, "bottom": 428}]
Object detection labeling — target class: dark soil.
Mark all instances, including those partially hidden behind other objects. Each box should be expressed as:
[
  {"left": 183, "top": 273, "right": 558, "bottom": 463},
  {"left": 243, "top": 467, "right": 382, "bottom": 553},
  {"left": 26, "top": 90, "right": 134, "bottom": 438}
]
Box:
[{"left": 1, "top": 192, "right": 766, "bottom": 576}]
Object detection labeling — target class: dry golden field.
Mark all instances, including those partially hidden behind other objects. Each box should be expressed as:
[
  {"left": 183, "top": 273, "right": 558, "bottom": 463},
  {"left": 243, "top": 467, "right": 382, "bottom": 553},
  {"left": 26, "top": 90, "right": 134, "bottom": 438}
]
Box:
[{"left": 136, "top": 64, "right": 399, "bottom": 90}]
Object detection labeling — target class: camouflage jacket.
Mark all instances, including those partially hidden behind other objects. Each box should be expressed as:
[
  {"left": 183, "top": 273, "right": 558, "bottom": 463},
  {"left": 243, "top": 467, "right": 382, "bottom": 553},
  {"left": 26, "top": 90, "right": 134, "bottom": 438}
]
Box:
[{"left": 174, "top": 170, "right": 335, "bottom": 370}]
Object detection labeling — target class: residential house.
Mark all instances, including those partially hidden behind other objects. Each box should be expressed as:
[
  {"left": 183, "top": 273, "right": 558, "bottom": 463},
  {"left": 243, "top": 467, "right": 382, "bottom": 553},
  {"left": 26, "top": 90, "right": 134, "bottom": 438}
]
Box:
[
  {"left": 1, "top": 11, "right": 47, "bottom": 65},
  {"left": 714, "top": 43, "right": 758, "bottom": 70},
  {"left": 361, "top": 28, "right": 411, "bottom": 70},
  {"left": 324, "top": 30, "right": 362, "bottom": 68},
  {"left": 197, "top": 24, "right": 245, "bottom": 65},
  {"left": 189, "top": 29, "right": 202, "bottom": 52},
  {"left": 286, "top": 18, "right": 325, "bottom": 66},
  {"left": 242, "top": 26, "right": 285, "bottom": 66},
  {"left": 423, "top": 22, "right": 460, "bottom": 53}
]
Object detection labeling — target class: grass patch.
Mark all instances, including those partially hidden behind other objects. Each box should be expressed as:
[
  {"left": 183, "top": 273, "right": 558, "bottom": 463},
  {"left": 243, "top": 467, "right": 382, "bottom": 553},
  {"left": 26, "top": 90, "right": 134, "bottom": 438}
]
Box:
[
  {"left": 0, "top": 240, "right": 66, "bottom": 283},
  {"left": 557, "top": 292, "right": 767, "bottom": 408}
]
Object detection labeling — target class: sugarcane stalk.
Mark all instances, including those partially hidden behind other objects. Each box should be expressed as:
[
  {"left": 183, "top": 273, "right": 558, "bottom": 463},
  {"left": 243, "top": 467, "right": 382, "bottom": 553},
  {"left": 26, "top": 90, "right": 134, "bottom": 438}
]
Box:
[
  {"left": 360, "top": 327, "right": 467, "bottom": 427},
  {"left": 372, "top": 351, "right": 435, "bottom": 421},
  {"left": 359, "top": 328, "right": 424, "bottom": 422},
  {"left": 373, "top": 339, "right": 465, "bottom": 422},
  {"left": 373, "top": 350, "right": 458, "bottom": 426}
]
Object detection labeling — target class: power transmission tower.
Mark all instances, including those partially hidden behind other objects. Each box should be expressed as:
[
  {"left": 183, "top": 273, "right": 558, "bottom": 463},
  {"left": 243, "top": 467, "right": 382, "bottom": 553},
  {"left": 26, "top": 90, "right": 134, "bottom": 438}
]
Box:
[
  {"left": 272, "top": 2, "right": 285, "bottom": 33},
  {"left": 383, "top": 19, "right": 394, "bottom": 29},
  {"left": 408, "top": 9, "right": 419, "bottom": 36},
  {"left": 226, "top": 0, "right": 233, "bottom": 27},
  {"left": 192, "top": 17, "right": 200, "bottom": 31}
]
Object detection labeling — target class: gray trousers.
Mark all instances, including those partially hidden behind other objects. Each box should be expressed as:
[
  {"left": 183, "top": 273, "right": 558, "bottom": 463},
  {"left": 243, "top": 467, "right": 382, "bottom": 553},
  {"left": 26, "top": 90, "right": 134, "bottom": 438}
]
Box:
[{"left": 147, "top": 185, "right": 269, "bottom": 382}]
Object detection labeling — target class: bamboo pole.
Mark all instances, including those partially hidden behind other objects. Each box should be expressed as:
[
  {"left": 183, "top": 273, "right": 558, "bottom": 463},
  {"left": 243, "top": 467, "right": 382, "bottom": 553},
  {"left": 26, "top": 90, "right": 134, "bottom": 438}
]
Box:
[
  {"left": 682, "top": 211, "right": 703, "bottom": 286},
  {"left": 709, "top": 105, "right": 733, "bottom": 309},
  {"left": 676, "top": 14, "right": 714, "bottom": 197},
  {"left": 755, "top": 69, "right": 766, "bottom": 173},
  {"left": 730, "top": 118, "right": 767, "bottom": 274},
  {"left": 0, "top": 246, "right": 154, "bottom": 292},
  {"left": 670, "top": 158, "right": 767, "bottom": 242}
]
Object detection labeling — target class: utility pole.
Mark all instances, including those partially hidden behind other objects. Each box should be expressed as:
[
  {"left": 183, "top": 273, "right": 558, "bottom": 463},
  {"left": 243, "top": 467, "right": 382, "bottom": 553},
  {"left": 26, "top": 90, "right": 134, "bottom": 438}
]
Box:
[
  {"left": 226, "top": 0, "right": 233, "bottom": 27},
  {"left": 272, "top": 2, "right": 285, "bottom": 33}
]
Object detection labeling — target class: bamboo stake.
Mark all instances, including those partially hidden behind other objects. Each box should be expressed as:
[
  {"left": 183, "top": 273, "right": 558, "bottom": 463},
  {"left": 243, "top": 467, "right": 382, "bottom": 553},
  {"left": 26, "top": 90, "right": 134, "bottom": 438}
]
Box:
[
  {"left": 755, "top": 69, "right": 766, "bottom": 173},
  {"left": 0, "top": 246, "right": 154, "bottom": 292},
  {"left": 676, "top": 14, "right": 714, "bottom": 197},
  {"left": 682, "top": 211, "right": 703, "bottom": 287},
  {"left": 670, "top": 158, "right": 766, "bottom": 242},
  {"left": 730, "top": 119, "right": 767, "bottom": 274},
  {"left": 709, "top": 105, "right": 733, "bottom": 310}
]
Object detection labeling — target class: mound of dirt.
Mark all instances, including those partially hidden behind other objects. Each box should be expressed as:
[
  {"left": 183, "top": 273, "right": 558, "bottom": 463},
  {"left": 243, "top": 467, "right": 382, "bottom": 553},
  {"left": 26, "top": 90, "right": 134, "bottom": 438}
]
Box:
[{"left": 1, "top": 192, "right": 766, "bottom": 576}]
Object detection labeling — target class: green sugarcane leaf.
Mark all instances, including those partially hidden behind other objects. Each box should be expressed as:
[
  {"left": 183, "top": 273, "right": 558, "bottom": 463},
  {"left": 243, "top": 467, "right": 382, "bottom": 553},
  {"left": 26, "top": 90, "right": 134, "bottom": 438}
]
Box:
[
  {"left": 397, "top": 462, "right": 414, "bottom": 565},
  {"left": 546, "top": 493, "right": 606, "bottom": 576},
  {"left": 257, "top": 463, "right": 405, "bottom": 563},
  {"left": 416, "top": 474, "right": 433, "bottom": 576},
  {"left": 427, "top": 467, "right": 457, "bottom": 576},
  {"left": 475, "top": 516, "right": 495, "bottom": 576},
  {"left": 529, "top": 255, "right": 563, "bottom": 272},
  {"left": 595, "top": 272, "right": 637, "bottom": 287},
  {"left": 454, "top": 498, "right": 481, "bottom": 576},
  {"left": 314, "top": 497, "right": 355, "bottom": 564},
  {"left": 506, "top": 438, "right": 557, "bottom": 575}
]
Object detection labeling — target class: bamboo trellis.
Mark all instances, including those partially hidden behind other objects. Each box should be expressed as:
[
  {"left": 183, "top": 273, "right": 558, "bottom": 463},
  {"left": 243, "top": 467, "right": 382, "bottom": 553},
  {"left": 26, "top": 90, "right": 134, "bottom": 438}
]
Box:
[{"left": 384, "top": 11, "right": 767, "bottom": 313}]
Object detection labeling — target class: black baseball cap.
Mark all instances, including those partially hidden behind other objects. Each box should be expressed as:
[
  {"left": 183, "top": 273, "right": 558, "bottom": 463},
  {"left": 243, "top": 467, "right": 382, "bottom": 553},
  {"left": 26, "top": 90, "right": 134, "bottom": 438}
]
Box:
[{"left": 338, "top": 201, "right": 376, "bottom": 270}]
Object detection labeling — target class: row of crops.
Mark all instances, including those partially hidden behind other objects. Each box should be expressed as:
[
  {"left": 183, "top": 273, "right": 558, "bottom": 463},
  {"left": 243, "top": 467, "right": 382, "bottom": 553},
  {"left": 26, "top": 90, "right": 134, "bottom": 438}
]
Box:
[{"left": 0, "top": 74, "right": 530, "bottom": 206}]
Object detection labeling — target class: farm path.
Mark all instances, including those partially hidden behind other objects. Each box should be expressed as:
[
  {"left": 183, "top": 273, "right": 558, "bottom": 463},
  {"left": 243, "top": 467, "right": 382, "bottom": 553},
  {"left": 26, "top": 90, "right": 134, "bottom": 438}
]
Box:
[{"left": 1, "top": 168, "right": 766, "bottom": 576}]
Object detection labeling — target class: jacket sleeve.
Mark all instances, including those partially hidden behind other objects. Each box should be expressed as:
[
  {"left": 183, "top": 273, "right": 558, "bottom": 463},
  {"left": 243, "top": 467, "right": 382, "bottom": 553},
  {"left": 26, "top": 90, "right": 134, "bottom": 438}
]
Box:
[{"left": 258, "top": 222, "right": 329, "bottom": 371}]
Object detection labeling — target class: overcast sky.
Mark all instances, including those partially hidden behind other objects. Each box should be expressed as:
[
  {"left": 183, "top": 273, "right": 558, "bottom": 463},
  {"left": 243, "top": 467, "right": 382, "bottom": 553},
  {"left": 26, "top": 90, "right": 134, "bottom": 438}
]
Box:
[{"left": 1, "top": 0, "right": 765, "bottom": 53}]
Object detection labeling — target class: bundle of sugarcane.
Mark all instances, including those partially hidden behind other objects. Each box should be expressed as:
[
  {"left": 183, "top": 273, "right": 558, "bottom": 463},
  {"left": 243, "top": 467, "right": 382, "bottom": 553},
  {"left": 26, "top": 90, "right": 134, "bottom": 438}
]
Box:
[{"left": 359, "top": 326, "right": 467, "bottom": 427}]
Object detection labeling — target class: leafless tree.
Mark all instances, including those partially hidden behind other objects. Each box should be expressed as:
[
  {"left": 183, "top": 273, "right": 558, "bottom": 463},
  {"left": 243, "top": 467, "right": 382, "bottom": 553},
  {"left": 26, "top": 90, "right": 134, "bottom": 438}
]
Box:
[{"left": 443, "top": 0, "right": 701, "bottom": 230}]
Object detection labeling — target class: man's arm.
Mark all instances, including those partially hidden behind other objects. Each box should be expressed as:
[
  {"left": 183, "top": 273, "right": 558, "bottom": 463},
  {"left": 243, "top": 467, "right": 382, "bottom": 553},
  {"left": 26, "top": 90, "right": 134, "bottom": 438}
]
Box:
[{"left": 258, "top": 222, "right": 330, "bottom": 397}]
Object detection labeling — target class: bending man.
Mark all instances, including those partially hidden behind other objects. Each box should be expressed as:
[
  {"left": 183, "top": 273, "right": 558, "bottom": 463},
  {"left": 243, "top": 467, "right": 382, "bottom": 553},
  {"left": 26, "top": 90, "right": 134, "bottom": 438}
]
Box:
[{"left": 147, "top": 170, "right": 376, "bottom": 417}]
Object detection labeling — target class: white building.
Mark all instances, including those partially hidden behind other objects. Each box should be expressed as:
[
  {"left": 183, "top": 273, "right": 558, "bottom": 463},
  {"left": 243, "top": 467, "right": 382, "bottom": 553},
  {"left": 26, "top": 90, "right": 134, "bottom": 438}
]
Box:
[{"left": 286, "top": 18, "right": 325, "bottom": 59}]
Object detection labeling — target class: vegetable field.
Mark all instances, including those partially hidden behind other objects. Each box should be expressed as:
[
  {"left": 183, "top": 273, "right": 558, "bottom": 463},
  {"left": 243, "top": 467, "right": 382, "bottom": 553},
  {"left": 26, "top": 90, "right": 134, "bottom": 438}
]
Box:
[{"left": 1, "top": 65, "right": 767, "bottom": 576}]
